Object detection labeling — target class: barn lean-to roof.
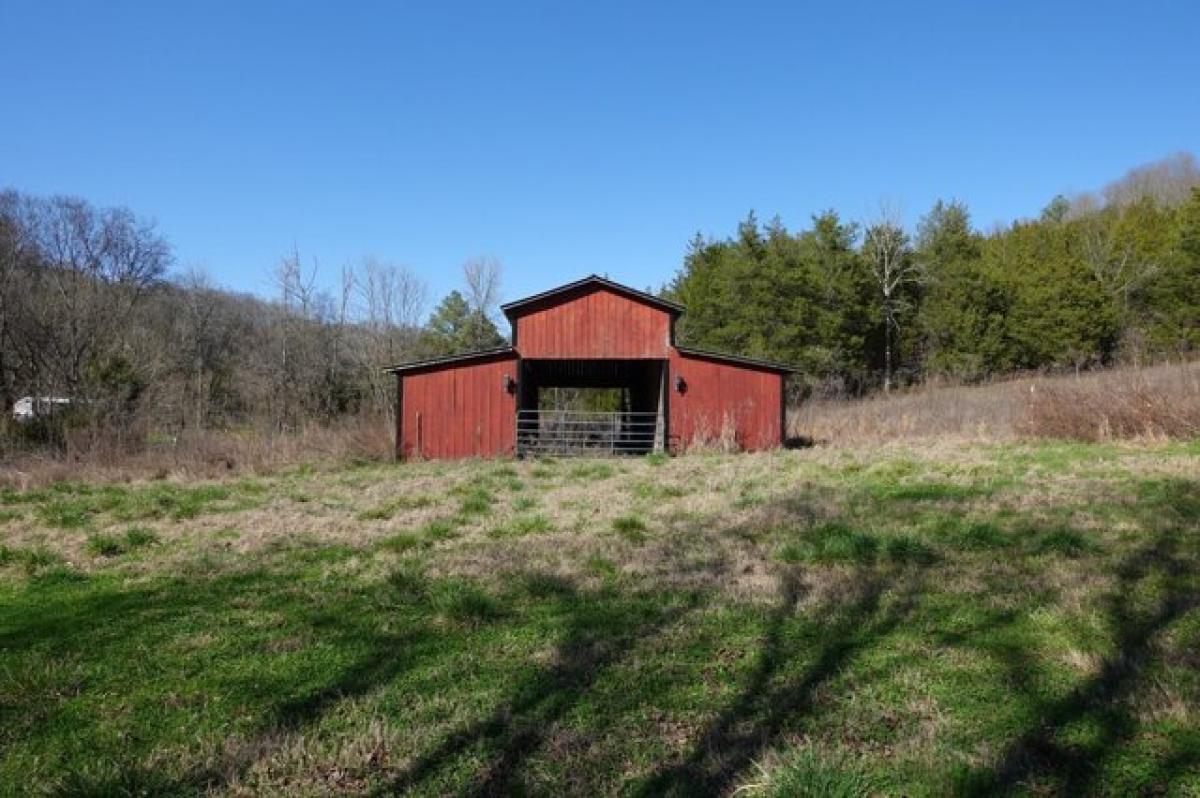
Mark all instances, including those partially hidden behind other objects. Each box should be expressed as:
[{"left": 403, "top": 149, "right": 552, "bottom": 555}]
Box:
[
  {"left": 381, "top": 346, "right": 515, "bottom": 374},
  {"left": 674, "top": 346, "right": 796, "bottom": 374}
]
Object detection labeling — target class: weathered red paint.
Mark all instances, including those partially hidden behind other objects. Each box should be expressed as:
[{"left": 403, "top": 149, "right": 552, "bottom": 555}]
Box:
[
  {"left": 398, "top": 353, "right": 518, "bottom": 459},
  {"left": 514, "top": 285, "right": 672, "bottom": 359},
  {"left": 667, "top": 349, "right": 784, "bottom": 452},
  {"left": 389, "top": 276, "right": 790, "bottom": 460}
]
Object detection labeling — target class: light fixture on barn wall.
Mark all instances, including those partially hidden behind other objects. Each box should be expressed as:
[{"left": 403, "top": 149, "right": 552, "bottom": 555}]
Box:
[
  {"left": 503, "top": 374, "right": 517, "bottom": 394},
  {"left": 674, "top": 375, "right": 687, "bottom": 393}
]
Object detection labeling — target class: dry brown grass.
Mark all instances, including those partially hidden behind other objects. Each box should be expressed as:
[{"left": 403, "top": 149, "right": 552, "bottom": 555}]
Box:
[
  {"left": 0, "top": 415, "right": 395, "bottom": 490},
  {"left": 790, "top": 360, "right": 1200, "bottom": 444},
  {"left": 1020, "top": 362, "right": 1200, "bottom": 441}
]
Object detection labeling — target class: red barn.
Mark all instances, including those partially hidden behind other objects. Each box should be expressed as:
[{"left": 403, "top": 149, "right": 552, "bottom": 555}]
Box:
[{"left": 386, "top": 275, "right": 793, "bottom": 459}]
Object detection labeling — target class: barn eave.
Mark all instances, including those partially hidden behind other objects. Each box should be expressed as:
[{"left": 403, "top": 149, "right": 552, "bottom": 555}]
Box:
[{"left": 382, "top": 346, "right": 516, "bottom": 375}]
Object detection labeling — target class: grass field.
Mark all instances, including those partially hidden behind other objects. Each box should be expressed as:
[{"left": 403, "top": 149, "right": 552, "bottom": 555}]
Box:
[{"left": 1, "top": 439, "right": 1198, "bottom": 796}]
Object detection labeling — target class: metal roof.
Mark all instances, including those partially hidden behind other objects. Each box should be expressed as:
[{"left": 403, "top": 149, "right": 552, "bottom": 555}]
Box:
[
  {"left": 381, "top": 346, "right": 516, "bottom": 374},
  {"left": 500, "top": 274, "right": 683, "bottom": 320},
  {"left": 674, "top": 346, "right": 797, "bottom": 373}
]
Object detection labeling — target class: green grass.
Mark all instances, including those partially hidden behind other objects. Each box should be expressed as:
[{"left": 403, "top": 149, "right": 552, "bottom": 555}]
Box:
[
  {"left": 356, "top": 494, "right": 435, "bottom": 521},
  {"left": 490, "top": 513, "right": 553, "bottom": 539},
  {"left": 85, "top": 533, "right": 125, "bottom": 557},
  {"left": 568, "top": 461, "right": 616, "bottom": 481},
  {"left": 1, "top": 442, "right": 1198, "bottom": 796},
  {"left": 744, "top": 749, "right": 875, "bottom": 797},
  {"left": 778, "top": 521, "right": 883, "bottom": 564},
  {"left": 611, "top": 514, "right": 649, "bottom": 543},
  {"left": 632, "top": 481, "right": 687, "bottom": 500},
  {"left": 452, "top": 484, "right": 495, "bottom": 517},
  {"left": 11, "top": 481, "right": 257, "bottom": 530},
  {"left": 379, "top": 519, "right": 462, "bottom": 552}
]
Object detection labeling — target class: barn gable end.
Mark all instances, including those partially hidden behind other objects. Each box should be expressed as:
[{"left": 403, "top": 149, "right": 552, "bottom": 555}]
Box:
[{"left": 503, "top": 276, "right": 678, "bottom": 359}]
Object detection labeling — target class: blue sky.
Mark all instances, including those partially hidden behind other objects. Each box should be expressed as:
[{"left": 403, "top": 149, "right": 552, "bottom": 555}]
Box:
[{"left": 2, "top": 1, "right": 1197, "bottom": 311}]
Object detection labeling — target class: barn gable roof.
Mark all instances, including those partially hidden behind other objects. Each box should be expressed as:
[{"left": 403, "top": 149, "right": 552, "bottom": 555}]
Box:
[{"left": 500, "top": 274, "right": 683, "bottom": 321}]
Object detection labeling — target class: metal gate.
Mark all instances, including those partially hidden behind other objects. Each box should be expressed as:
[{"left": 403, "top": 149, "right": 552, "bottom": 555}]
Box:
[{"left": 516, "top": 410, "right": 662, "bottom": 456}]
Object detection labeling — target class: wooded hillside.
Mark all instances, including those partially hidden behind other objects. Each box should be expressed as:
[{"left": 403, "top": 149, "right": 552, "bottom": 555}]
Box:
[
  {"left": 668, "top": 153, "right": 1200, "bottom": 397},
  {"left": 1, "top": 152, "right": 1197, "bottom": 456}
]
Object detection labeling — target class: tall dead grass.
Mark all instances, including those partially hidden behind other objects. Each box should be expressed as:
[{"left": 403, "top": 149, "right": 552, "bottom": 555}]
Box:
[
  {"left": 1020, "top": 361, "right": 1200, "bottom": 441},
  {"left": 0, "top": 415, "right": 395, "bottom": 490},
  {"left": 790, "top": 360, "right": 1200, "bottom": 445}
]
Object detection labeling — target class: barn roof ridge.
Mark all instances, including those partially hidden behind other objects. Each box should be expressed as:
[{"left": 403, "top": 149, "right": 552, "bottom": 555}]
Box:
[{"left": 500, "top": 274, "right": 684, "bottom": 319}]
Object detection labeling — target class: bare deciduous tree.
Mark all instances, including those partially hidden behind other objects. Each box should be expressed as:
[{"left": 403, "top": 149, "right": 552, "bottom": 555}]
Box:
[
  {"left": 1079, "top": 215, "right": 1158, "bottom": 312},
  {"left": 463, "top": 255, "right": 502, "bottom": 320},
  {"left": 352, "top": 257, "right": 428, "bottom": 417},
  {"left": 10, "top": 194, "right": 170, "bottom": 427},
  {"left": 862, "top": 203, "right": 917, "bottom": 392}
]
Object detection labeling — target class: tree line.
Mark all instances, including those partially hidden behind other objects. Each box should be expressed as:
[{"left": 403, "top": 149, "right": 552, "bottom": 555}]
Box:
[
  {"left": 665, "top": 153, "right": 1200, "bottom": 397},
  {"left": 0, "top": 190, "right": 504, "bottom": 449},
  {"left": 2, "top": 152, "right": 1197, "bottom": 452}
]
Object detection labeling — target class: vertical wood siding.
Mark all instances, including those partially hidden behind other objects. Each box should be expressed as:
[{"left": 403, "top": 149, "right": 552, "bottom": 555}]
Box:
[
  {"left": 667, "top": 349, "right": 784, "bottom": 452},
  {"left": 399, "top": 355, "right": 518, "bottom": 459},
  {"left": 515, "top": 286, "right": 672, "bottom": 359}
]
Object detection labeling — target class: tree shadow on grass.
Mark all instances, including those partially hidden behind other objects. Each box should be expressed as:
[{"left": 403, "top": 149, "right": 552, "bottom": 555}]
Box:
[
  {"left": 957, "top": 477, "right": 1200, "bottom": 796},
  {"left": 632, "top": 563, "right": 928, "bottom": 796},
  {"left": 0, "top": 564, "right": 441, "bottom": 796},
  {"left": 379, "top": 587, "right": 707, "bottom": 797}
]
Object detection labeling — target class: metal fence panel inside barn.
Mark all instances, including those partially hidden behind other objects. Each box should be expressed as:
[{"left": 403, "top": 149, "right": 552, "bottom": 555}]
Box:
[{"left": 516, "top": 409, "right": 662, "bottom": 456}]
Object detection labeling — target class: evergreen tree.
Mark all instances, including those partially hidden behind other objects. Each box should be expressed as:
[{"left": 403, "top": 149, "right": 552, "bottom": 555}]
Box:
[{"left": 422, "top": 290, "right": 506, "bottom": 356}]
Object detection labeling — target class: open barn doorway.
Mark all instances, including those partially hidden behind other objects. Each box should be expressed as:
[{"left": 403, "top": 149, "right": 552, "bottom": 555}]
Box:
[{"left": 516, "top": 359, "right": 667, "bottom": 456}]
